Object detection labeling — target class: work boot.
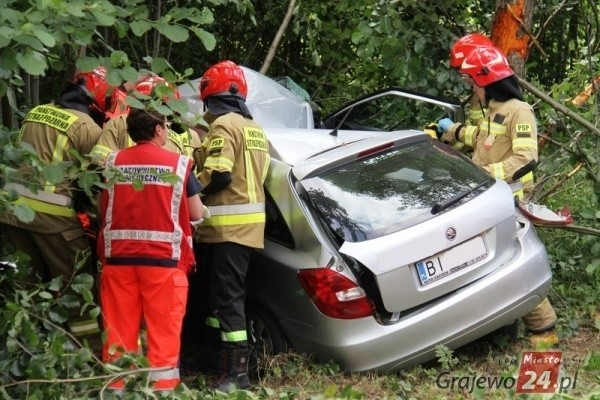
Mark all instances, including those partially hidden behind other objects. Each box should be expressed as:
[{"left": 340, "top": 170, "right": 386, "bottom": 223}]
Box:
[
  {"left": 529, "top": 328, "right": 560, "bottom": 348},
  {"left": 215, "top": 346, "right": 251, "bottom": 392}
]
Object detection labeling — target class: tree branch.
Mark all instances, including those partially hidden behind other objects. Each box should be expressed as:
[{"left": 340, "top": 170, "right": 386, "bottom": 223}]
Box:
[
  {"left": 517, "top": 76, "right": 600, "bottom": 138},
  {"left": 260, "top": 0, "right": 297, "bottom": 75}
]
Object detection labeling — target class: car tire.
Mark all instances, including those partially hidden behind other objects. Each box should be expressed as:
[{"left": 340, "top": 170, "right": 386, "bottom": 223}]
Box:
[{"left": 246, "top": 304, "right": 290, "bottom": 374}]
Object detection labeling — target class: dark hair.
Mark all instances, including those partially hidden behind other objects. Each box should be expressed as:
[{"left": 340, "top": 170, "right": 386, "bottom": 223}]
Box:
[
  {"left": 484, "top": 75, "right": 524, "bottom": 103},
  {"left": 126, "top": 108, "right": 166, "bottom": 142}
]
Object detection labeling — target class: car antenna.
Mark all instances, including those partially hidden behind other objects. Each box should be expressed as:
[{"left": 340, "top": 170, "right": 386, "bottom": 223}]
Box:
[{"left": 329, "top": 107, "right": 353, "bottom": 137}]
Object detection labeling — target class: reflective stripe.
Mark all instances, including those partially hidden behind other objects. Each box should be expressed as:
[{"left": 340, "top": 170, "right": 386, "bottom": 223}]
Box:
[
  {"left": 69, "top": 319, "right": 100, "bottom": 336},
  {"left": 470, "top": 108, "right": 484, "bottom": 121},
  {"left": 202, "top": 212, "right": 265, "bottom": 226},
  {"left": 513, "top": 137, "right": 537, "bottom": 149},
  {"left": 521, "top": 172, "right": 534, "bottom": 183},
  {"left": 105, "top": 230, "right": 176, "bottom": 241},
  {"left": 149, "top": 368, "right": 180, "bottom": 381},
  {"left": 245, "top": 149, "right": 258, "bottom": 203},
  {"left": 207, "top": 203, "right": 265, "bottom": 216},
  {"left": 44, "top": 133, "right": 69, "bottom": 193},
  {"left": 464, "top": 125, "right": 477, "bottom": 147},
  {"left": 206, "top": 317, "right": 220, "bottom": 328},
  {"left": 89, "top": 144, "right": 114, "bottom": 163},
  {"left": 509, "top": 182, "right": 525, "bottom": 199},
  {"left": 490, "top": 162, "right": 505, "bottom": 180},
  {"left": 203, "top": 155, "right": 234, "bottom": 172},
  {"left": 4, "top": 183, "right": 72, "bottom": 207},
  {"left": 487, "top": 121, "right": 506, "bottom": 135},
  {"left": 221, "top": 330, "right": 247, "bottom": 342},
  {"left": 14, "top": 196, "right": 76, "bottom": 217}
]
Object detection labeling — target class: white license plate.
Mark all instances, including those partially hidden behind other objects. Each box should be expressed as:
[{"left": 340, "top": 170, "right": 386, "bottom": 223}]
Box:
[{"left": 416, "top": 236, "right": 488, "bottom": 286}]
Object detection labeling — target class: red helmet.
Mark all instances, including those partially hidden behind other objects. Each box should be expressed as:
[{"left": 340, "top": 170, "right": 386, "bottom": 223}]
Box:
[
  {"left": 104, "top": 88, "right": 128, "bottom": 119},
  {"left": 135, "top": 75, "right": 181, "bottom": 100},
  {"left": 199, "top": 60, "right": 247, "bottom": 101},
  {"left": 72, "top": 66, "right": 114, "bottom": 112},
  {"left": 449, "top": 33, "right": 494, "bottom": 68},
  {"left": 459, "top": 46, "right": 514, "bottom": 87}
]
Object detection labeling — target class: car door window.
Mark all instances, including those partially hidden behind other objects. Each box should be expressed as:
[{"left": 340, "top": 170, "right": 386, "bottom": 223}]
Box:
[
  {"left": 324, "top": 88, "right": 464, "bottom": 132},
  {"left": 264, "top": 188, "right": 295, "bottom": 248}
]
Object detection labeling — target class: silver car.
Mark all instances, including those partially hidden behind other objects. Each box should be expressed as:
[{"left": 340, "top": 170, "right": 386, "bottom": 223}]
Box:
[{"left": 180, "top": 71, "right": 552, "bottom": 373}]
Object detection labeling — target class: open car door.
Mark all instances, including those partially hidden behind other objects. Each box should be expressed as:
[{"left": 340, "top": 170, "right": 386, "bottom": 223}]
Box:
[{"left": 322, "top": 87, "right": 464, "bottom": 132}]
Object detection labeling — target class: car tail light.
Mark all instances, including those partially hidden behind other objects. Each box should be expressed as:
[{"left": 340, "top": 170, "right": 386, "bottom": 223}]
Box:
[{"left": 298, "top": 268, "right": 374, "bottom": 319}]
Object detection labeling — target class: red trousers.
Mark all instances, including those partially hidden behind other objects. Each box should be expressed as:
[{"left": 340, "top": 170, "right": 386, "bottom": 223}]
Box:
[{"left": 101, "top": 265, "right": 188, "bottom": 390}]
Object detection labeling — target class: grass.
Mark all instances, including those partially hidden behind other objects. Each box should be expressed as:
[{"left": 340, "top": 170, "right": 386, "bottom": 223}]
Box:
[{"left": 181, "top": 322, "right": 600, "bottom": 399}]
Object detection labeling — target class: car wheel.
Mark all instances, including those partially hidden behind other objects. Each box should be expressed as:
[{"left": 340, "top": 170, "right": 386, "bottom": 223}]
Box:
[{"left": 246, "top": 304, "right": 290, "bottom": 374}]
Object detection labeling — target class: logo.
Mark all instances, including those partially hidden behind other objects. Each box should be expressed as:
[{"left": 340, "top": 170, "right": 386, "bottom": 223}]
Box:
[
  {"left": 516, "top": 351, "right": 572, "bottom": 394},
  {"left": 445, "top": 227, "right": 457, "bottom": 241}
]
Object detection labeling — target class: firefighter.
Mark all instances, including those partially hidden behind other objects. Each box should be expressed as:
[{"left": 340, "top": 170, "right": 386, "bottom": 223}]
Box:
[
  {"left": 424, "top": 33, "right": 493, "bottom": 146},
  {"left": 437, "top": 46, "right": 559, "bottom": 347},
  {"left": 192, "top": 60, "right": 270, "bottom": 392},
  {"left": 0, "top": 67, "right": 114, "bottom": 353},
  {"left": 89, "top": 75, "right": 203, "bottom": 166},
  {"left": 97, "top": 107, "right": 205, "bottom": 393}
]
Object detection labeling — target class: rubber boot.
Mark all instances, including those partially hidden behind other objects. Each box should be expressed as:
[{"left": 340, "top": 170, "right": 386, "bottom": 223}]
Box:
[
  {"left": 522, "top": 298, "right": 559, "bottom": 347},
  {"left": 215, "top": 346, "right": 250, "bottom": 392}
]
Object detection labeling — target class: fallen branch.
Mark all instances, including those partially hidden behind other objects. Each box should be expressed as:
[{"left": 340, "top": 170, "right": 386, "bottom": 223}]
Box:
[
  {"left": 517, "top": 77, "right": 600, "bottom": 138},
  {"left": 536, "top": 161, "right": 584, "bottom": 202},
  {"left": 536, "top": 223, "right": 600, "bottom": 237}
]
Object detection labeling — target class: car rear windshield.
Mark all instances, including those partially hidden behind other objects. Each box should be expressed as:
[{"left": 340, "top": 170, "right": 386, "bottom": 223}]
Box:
[{"left": 301, "top": 141, "right": 494, "bottom": 242}]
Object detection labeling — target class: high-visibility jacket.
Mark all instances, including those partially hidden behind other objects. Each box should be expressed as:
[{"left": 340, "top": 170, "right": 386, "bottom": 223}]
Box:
[
  {"left": 0, "top": 104, "right": 102, "bottom": 232},
  {"left": 445, "top": 98, "right": 538, "bottom": 199},
  {"left": 194, "top": 112, "right": 270, "bottom": 249},
  {"left": 89, "top": 115, "right": 202, "bottom": 166},
  {"left": 98, "top": 143, "right": 196, "bottom": 273}
]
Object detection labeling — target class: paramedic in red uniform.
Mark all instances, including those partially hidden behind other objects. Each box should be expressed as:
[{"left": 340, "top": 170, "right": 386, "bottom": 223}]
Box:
[{"left": 97, "top": 107, "right": 205, "bottom": 393}]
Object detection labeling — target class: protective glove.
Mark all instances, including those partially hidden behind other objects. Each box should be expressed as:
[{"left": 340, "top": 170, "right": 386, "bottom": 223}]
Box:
[
  {"left": 423, "top": 123, "right": 441, "bottom": 139},
  {"left": 190, "top": 205, "right": 211, "bottom": 228},
  {"left": 437, "top": 117, "right": 454, "bottom": 134}
]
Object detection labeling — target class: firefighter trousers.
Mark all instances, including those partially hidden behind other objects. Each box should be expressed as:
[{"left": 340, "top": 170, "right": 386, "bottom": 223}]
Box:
[{"left": 204, "top": 242, "right": 252, "bottom": 346}]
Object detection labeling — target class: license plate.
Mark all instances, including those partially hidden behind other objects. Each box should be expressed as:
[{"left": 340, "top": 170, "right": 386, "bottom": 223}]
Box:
[{"left": 416, "top": 236, "right": 488, "bottom": 286}]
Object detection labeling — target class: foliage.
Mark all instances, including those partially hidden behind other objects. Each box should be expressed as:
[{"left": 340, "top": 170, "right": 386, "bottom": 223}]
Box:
[{"left": 0, "top": 0, "right": 599, "bottom": 398}]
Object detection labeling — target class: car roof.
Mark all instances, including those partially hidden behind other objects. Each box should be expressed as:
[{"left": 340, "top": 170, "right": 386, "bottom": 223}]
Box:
[
  {"left": 178, "top": 67, "right": 315, "bottom": 129},
  {"left": 267, "top": 127, "right": 428, "bottom": 177}
]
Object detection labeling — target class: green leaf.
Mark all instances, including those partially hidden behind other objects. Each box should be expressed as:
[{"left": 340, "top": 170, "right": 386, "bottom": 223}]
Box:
[
  {"left": 38, "top": 291, "right": 53, "bottom": 299},
  {"left": 48, "top": 307, "right": 69, "bottom": 323},
  {"left": 31, "top": 26, "right": 56, "bottom": 48},
  {"left": 13, "top": 33, "right": 45, "bottom": 51},
  {"left": 13, "top": 203, "right": 35, "bottom": 223},
  {"left": 72, "top": 273, "right": 94, "bottom": 293},
  {"left": 186, "top": 7, "right": 214, "bottom": 25},
  {"left": 0, "top": 26, "right": 13, "bottom": 48},
  {"left": 130, "top": 20, "right": 152, "bottom": 37},
  {"left": 16, "top": 50, "right": 47, "bottom": 75},
  {"left": 91, "top": 10, "right": 116, "bottom": 26},
  {"left": 150, "top": 57, "right": 170, "bottom": 74},
  {"left": 190, "top": 27, "right": 215, "bottom": 51},
  {"left": 42, "top": 163, "right": 65, "bottom": 185},
  {"left": 76, "top": 56, "right": 103, "bottom": 72},
  {"left": 154, "top": 23, "right": 189, "bottom": 43}
]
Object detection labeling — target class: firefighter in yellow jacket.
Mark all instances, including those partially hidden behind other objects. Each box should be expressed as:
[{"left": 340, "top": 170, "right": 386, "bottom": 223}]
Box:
[
  {"left": 89, "top": 75, "right": 203, "bottom": 167},
  {"left": 192, "top": 60, "right": 270, "bottom": 392},
  {"left": 437, "top": 46, "right": 559, "bottom": 347},
  {"left": 0, "top": 67, "right": 115, "bottom": 353}
]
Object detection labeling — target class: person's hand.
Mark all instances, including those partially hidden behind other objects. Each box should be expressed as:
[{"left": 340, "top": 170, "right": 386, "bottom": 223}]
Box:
[
  {"left": 437, "top": 118, "right": 454, "bottom": 134},
  {"left": 423, "top": 123, "right": 441, "bottom": 139}
]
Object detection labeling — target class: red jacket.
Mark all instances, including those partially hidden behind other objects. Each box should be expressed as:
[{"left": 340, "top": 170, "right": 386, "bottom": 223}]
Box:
[{"left": 98, "top": 143, "right": 195, "bottom": 273}]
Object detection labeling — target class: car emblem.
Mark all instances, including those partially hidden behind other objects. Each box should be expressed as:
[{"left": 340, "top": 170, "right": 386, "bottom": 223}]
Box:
[{"left": 445, "top": 227, "right": 457, "bottom": 241}]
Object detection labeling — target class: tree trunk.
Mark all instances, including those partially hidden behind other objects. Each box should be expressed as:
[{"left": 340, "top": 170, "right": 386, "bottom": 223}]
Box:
[{"left": 490, "top": 0, "right": 536, "bottom": 77}]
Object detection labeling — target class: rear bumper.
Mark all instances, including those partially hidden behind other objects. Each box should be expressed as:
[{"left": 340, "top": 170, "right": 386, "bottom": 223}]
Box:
[{"left": 282, "top": 222, "right": 551, "bottom": 372}]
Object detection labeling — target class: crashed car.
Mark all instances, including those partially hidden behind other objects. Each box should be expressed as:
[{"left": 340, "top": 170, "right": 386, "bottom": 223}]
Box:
[{"left": 179, "top": 70, "right": 552, "bottom": 373}]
